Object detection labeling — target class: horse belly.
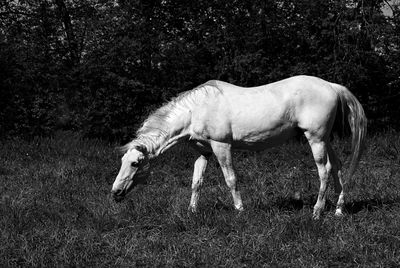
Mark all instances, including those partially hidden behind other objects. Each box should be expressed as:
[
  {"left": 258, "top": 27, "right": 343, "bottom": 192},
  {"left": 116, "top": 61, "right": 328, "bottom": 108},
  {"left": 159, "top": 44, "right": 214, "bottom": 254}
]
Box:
[
  {"left": 232, "top": 123, "right": 298, "bottom": 151},
  {"left": 229, "top": 96, "right": 296, "bottom": 146}
]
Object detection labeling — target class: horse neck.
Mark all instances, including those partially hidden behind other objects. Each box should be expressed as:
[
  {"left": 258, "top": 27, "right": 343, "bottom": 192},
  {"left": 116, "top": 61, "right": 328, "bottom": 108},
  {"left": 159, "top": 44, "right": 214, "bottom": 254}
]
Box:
[{"left": 137, "top": 109, "right": 191, "bottom": 158}]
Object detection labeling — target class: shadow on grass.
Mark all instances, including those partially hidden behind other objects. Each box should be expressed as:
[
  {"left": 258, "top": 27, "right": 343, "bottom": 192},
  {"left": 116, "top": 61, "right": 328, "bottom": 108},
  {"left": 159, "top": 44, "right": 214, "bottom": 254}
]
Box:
[
  {"left": 254, "top": 197, "right": 307, "bottom": 212},
  {"left": 344, "top": 198, "right": 400, "bottom": 214},
  {"left": 213, "top": 197, "right": 234, "bottom": 211},
  {"left": 254, "top": 195, "right": 400, "bottom": 215},
  {"left": 275, "top": 197, "right": 305, "bottom": 211},
  {"left": 0, "top": 167, "right": 9, "bottom": 175}
]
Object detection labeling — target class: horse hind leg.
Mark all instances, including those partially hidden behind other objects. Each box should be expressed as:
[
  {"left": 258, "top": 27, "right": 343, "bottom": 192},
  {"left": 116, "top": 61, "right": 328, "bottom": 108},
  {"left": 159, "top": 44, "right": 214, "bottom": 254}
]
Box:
[
  {"left": 327, "top": 144, "right": 345, "bottom": 216},
  {"left": 307, "top": 136, "right": 332, "bottom": 219}
]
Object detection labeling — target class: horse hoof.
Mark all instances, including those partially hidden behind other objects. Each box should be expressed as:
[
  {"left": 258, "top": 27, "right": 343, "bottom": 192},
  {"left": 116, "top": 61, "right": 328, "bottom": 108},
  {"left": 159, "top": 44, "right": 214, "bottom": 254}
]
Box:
[
  {"left": 188, "top": 206, "right": 197, "bottom": 213},
  {"left": 312, "top": 212, "right": 321, "bottom": 220},
  {"left": 334, "top": 210, "right": 344, "bottom": 217},
  {"left": 235, "top": 205, "right": 244, "bottom": 212}
]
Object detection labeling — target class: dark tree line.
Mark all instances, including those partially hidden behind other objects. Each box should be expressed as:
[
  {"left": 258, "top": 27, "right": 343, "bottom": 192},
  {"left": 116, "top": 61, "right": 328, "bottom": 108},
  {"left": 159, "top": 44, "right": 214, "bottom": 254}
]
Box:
[{"left": 1, "top": 0, "right": 399, "bottom": 140}]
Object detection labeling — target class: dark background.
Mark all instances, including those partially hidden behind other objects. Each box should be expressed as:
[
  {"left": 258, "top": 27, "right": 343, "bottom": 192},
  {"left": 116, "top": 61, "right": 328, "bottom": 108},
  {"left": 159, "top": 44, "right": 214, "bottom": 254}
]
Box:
[{"left": 1, "top": 0, "right": 399, "bottom": 140}]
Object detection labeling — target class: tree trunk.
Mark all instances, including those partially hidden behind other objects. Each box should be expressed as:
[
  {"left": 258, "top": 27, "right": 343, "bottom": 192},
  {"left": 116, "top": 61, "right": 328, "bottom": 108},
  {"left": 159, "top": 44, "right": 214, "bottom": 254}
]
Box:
[{"left": 54, "top": 0, "right": 79, "bottom": 66}]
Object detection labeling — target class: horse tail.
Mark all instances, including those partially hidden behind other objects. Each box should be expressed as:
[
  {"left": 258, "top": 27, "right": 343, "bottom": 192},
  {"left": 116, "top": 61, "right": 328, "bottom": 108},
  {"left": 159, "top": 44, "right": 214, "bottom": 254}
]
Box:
[{"left": 331, "top": 83, "right": 367, "bottom": 178}]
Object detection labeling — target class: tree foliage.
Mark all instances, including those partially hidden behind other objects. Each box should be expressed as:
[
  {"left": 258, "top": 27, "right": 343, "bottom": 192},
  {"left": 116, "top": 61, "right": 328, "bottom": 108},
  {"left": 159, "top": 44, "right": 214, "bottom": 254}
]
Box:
[{"left": 1, "top": 0, "right": 399, "bottom": 139}]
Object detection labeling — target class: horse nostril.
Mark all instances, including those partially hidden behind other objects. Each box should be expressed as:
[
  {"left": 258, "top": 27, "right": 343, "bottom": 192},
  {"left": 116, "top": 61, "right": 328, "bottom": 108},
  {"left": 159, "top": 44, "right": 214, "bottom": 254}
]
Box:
[{"left": 112, "top": 189, "right": 123, "bottom": 196}]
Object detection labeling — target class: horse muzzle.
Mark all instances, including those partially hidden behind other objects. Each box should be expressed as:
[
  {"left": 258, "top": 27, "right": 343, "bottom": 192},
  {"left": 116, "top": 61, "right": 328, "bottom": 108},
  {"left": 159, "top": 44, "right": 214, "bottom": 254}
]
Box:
[{"left": 111, "top": 189, "right": 125, "bottom": 202}]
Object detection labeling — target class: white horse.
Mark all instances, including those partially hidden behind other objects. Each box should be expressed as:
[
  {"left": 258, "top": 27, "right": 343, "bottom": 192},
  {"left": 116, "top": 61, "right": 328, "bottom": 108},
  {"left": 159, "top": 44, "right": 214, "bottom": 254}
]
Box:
[{"left": 111, "top": 75, "right": 367, "bottom": 219}]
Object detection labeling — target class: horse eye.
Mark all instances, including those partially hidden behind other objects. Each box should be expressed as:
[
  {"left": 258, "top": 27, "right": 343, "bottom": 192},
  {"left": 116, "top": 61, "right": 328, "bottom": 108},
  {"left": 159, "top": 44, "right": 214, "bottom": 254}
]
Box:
[{"left": 131, "top": 162, "right": 139, "bottom": 167}]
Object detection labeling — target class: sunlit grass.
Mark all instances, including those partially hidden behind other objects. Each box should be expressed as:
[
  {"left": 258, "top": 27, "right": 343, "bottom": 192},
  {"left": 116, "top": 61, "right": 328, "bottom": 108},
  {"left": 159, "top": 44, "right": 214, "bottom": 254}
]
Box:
[{"left": 1, "top": 131, "right": 399, "bottom": 267}]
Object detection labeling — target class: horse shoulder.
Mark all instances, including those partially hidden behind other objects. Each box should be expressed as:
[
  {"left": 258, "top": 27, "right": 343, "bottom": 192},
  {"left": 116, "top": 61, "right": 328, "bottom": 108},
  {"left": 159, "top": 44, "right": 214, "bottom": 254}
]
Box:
[{"left": 189, "top": 89, "right": 232, "bottom": 142}]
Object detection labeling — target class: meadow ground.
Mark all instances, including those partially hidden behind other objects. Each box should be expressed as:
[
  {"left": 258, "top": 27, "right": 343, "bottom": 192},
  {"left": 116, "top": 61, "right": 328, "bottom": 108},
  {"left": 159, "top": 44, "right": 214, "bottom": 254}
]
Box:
[{"left": 0, "top": 131, "right": 399, "bottom": 267}]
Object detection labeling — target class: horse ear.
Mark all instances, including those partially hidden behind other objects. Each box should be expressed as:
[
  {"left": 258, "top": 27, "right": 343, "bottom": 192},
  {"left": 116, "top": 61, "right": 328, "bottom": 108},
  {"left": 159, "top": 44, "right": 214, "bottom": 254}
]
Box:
[{"left": 134, "top": 144, "right": 148, "bottom": 155}]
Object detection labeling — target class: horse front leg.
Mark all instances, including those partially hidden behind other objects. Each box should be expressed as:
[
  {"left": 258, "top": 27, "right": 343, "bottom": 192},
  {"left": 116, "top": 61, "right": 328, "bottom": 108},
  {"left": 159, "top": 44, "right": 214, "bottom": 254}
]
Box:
[
  {"left": 188, "top": 154, "right": 209, "bottom": 212},
  {"left": 210, "top": 141, "right": 243, "bottom": 211}
]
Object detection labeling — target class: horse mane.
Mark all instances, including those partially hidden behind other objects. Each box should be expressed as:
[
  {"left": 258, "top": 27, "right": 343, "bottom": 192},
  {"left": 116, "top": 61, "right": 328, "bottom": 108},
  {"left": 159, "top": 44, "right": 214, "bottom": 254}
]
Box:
[{"left": 120, "top": 80, "right": 221, "bottom": 154}]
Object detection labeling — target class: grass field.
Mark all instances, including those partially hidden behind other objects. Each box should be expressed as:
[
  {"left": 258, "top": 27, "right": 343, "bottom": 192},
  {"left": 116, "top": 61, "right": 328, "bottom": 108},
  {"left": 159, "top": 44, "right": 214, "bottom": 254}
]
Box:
[{"left": 1, "top": 131, "right": 400, "bottom": 267}]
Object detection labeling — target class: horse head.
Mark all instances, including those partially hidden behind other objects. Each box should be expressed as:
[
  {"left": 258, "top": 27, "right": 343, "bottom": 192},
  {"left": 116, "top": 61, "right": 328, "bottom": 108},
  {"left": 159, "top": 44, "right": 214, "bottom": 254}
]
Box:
[{"left": 111, "top": 146, "right": 150, "bottom": 202}]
